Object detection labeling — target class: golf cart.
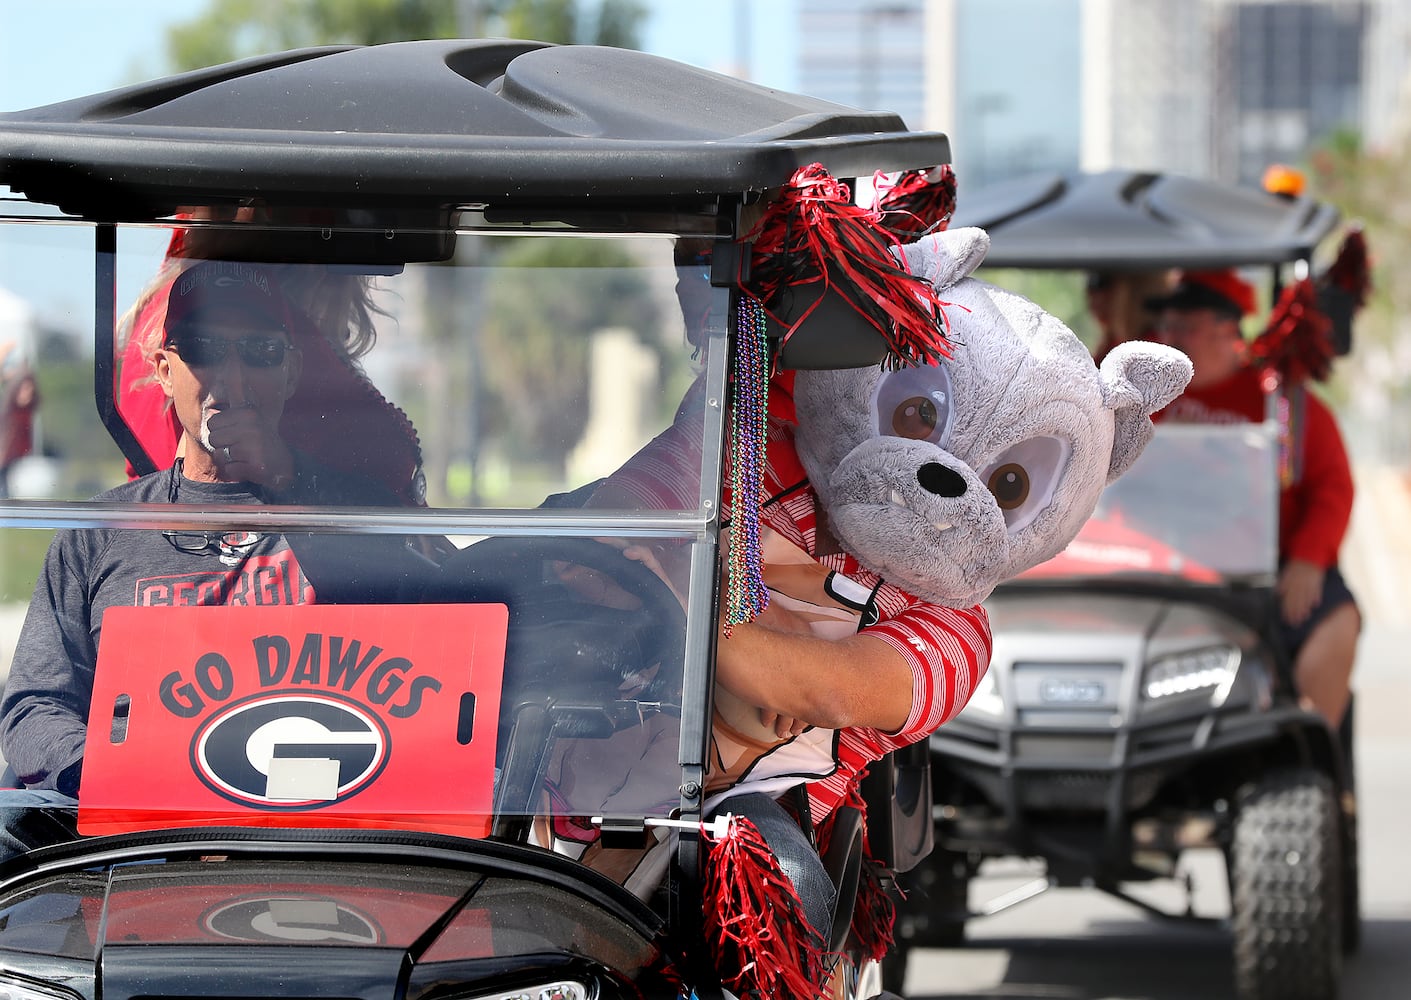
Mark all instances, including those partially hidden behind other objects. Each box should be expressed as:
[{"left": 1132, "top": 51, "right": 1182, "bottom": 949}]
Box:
[
  {"left": 886, "top": 170, "right": 1360, "bottom": 1000},
  {"left": 0, "top": 40, "right": 949, "bottom": 1000}
]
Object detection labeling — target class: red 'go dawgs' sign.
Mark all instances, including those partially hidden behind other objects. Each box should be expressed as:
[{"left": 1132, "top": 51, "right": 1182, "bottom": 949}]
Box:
[{"left": 79, "top": 603, "right": 507, "bottom": 838}]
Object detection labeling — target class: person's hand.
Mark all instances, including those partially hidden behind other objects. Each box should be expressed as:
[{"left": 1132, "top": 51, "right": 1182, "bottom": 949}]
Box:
[
  {"left": 1277, "top": 558, "right": 1325, "bottom": 626},
  {"left": 759, "top": 709, "right": 810, "bottom": 739},
  {"left": 718, "top": 596, "right": 817, "bottom": 737},
  {"left": 746, "top": 602, "right": 815, "bottom": 736},
  {"left": 620, "top": 541, "right": 689, "bottom": 607},
  {"left": 203, "top": 403, "right": 296, "bottom": 491}
]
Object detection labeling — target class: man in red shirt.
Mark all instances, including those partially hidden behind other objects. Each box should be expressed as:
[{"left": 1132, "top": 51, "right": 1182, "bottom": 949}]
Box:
[{"left": 1150, "top": 269, "right": 1359, "bottom": 729}]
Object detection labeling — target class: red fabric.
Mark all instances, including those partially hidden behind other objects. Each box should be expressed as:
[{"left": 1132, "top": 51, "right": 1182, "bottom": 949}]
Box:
[
  {"left": 1323, "top": 228, "right": 1370, "bottom": 306},
  {"left": 1155, "top": 366, "right": 1353, "bottom": 568},
  {"left": 1, "top": 371, "right": 38, "bottom": 469}
]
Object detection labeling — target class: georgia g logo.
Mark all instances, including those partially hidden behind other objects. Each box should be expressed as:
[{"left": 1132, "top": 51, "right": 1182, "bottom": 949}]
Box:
[{"left": 192, "top": 692, "right": 389, "bottom": 809}]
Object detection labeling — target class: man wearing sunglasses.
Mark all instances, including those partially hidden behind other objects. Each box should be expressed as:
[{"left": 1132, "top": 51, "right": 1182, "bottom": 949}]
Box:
[
  {"left": 0, "top": 260, "right": 405, "bottom": 801},
  {"left": 156, "top": 259, "right": 305, "bottom": 494}
]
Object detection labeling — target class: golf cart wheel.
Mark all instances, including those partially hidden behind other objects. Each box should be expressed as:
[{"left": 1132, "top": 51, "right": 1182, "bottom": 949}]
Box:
[
  {"left": 1338, "top": 699, "right": 1361, "bottom": 956},
  {"left": 880, "top": 944, "right": 909, "bottom": 995},
  {"left": 1230, "top": 766, "right": 1342, "bottom": 1000},
  {"left": 1341, "top": 794, "right": 1361, "bottom": 955},
  {"left": 882, "top": 848, "right": 970, "bottom": 992}
]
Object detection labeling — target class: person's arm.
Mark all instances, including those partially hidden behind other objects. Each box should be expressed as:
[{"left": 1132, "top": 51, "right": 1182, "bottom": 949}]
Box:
[
  {"left": 716, "top": 603, "right": 914, "bottom": 731},
  {"left": 0, "top": 532, "right": 100, "bottom": 794},
  {"left": 716, "top": 597, "right": 991, "bottom": 735},
  {"left": 1278, "top": 393, "right": 1355, "bottom": 624},
  {"left": 1281, "top": 393, "right": 1355, "bottom": 568}
]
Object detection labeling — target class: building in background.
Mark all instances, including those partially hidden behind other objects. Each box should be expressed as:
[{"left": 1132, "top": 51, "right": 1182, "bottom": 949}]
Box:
[
  {"left": 797, "top": 0, "right": 928, "bottom": 130},
  {"left": 1079, "top": 0, "right": 1217, "bottom": 178},
  {"left": 1215, "top": 0, "right": 1367, "bottom": 182},
  {"left": 799, "top": 0, "right": 1401, "bottom": 187}
]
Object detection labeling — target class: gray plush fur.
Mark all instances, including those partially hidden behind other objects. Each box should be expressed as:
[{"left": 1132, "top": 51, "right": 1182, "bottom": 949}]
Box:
[{"left": 791, "top": 227, "right": 1193, "bottom": 608}]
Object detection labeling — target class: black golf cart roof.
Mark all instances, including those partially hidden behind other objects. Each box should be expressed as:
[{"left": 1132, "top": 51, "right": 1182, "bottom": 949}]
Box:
[
  {"left": 0, "top": 38, "right": 949, "bottom": 222},
  {"left": 950, "top": 169, "right": 1340, "bottom": 270}
]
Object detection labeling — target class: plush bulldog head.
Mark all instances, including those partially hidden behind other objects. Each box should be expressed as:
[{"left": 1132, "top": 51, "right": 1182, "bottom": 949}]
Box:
[{"left": 789, "top": 227, "right": 1193, "bottom": 608}]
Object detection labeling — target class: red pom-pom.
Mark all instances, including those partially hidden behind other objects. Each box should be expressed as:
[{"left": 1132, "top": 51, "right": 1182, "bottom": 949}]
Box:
[
  {"left": 1322, "top": 228, "right": 1371, "bottom": 307},
  {"left": 703, "top": 813, "right": 830, "bottom": 999},
  {"left": 1250, "top": 278, "right": 1335, "bottom": 385}
]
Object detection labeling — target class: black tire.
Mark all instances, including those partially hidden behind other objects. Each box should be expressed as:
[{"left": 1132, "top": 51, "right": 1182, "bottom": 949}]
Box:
[
  {"left": 892, "top": 847, "right": 968, "bottom": 949},
  {"left": 1341, "top": 797, "right": 1361, "bottom": 955},
  {"left": 1229, "top": 766, "right": 1342, "bottom": 1000},
  {"left": 1338, "top": 699, "right": 1361, "bottom": 956},
  {"left": 880, "top": 944, "right": 909, "bottom": 995}
]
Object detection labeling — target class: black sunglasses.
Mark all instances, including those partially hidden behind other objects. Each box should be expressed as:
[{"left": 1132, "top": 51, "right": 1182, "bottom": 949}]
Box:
[
  {"left": 162, "top": 529, "right": 263, "bottom": 565},
  {"left": 166, "top": 333, "right": 292, "bottom": 368}
]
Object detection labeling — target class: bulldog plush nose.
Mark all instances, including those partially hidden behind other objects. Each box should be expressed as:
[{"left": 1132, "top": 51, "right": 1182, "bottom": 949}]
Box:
[{"left": 918, "top": 462, "right": 967, "bottom": 497}]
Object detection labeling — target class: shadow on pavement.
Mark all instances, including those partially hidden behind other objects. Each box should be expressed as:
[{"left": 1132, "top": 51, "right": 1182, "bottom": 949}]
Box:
[{"left": 906, "top": 916, "right": 1407, "bottom": 1000}]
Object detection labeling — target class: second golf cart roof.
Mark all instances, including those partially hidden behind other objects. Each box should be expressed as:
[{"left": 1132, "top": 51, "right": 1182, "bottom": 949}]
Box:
[{"left": 950, "top": 169, "right": 1340, "bottom": 270}]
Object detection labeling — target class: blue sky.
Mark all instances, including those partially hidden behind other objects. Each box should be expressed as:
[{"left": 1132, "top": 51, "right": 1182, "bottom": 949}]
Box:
[
  {"left": 0, "top": 1, "right": 799, "bottom": 325},
  {"left": 0, "top": 0, "right": 798, "bottom": 112}
]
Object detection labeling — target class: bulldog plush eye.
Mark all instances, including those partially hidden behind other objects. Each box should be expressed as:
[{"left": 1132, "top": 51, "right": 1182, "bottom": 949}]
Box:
[
  {"left": 987, "top": 464, "right": 1029, "bottom": 509},
  {"left": 980, "top": 436, "right": 1071, "bottom": 532},
  {"left": 872, "top": 364, "right": 954, "bottom": 447}
]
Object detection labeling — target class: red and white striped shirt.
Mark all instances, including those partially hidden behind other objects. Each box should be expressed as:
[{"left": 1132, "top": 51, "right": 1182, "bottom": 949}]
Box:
[{"left": 592, "top": 394, "right": 992, "bottom": 823}]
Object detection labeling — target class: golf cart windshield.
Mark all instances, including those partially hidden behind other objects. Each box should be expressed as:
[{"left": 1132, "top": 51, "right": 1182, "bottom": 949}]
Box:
[
  {"left": 1020, "top": 421, "right": 1281, "bottom": 586},
  {"left": 0, "top": 206, "right": 728, "bottom": 857}
]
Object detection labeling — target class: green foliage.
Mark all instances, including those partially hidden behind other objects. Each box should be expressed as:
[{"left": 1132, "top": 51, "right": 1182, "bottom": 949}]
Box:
[
  {"left": 166, "top": 0, "right": 644, "bottom": 72},
  {"left": 31, "top": 359, "right": 129, "bottom": 498},
  {"left": 975, "top": 267, "right": 1100, "bottom": 351},
  {"left": 1305, "top": 130, "right": 1410, "bottom": 412},
  {"left": 0, "top": 529, "right": 55, "bottom": 605},
  {"left": 476, "top": 238, "right": 661, "bottom": 462}
]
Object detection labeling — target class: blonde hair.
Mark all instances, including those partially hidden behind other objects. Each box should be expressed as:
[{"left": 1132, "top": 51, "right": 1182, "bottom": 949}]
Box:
[
  {"left": 1092, "top": 269, "right": 1175, "bottom": 348},
  {"left": 119, "top": 246, "right": 383, "bottom": 392}
]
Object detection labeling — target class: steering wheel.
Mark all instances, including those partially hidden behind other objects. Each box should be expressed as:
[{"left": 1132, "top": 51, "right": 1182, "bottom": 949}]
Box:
[{"left": 420, "top": 535, "right": 688, "bottom": 706}]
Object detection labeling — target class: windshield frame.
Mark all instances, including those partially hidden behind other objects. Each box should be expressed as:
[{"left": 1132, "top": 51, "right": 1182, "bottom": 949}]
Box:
[{"left": 0, "top": 207, "right": 735, "bottom": 868}]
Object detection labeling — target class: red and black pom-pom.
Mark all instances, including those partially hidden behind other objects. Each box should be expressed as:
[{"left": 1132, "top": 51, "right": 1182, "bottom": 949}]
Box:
[
  {"left": 872, "top": 164, "right": 957, "bottom": 240},
  {"left": 1321, "top": 227, "right": 1371, "bottom": 307},
  {"left": 741, "top": 162, "right": 953, "bottom": 370},
  {"left": 1250, "top": 277, "right": 1335, "bottom": 385}
]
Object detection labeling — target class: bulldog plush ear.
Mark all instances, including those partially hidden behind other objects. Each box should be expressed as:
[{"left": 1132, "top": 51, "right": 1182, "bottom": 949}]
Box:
[
  {"left": 895, "top": 227, "right": 991, "bottom": 291},
  {"left": 1099, "top": 341, "right": 1194, "bottom": 481}
]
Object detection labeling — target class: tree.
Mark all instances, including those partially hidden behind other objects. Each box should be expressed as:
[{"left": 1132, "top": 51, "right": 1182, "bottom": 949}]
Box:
[
  {"left": 166, "top": 0, "right": 645, "bottom": 72},
  {"left": 1305, "top": 128, "right": 1411, "bottom": 460}
]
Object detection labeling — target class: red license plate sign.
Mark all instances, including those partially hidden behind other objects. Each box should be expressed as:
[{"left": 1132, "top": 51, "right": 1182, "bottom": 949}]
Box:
[{"left": 79, "top": 603, "right": 507, "bottom": 838}]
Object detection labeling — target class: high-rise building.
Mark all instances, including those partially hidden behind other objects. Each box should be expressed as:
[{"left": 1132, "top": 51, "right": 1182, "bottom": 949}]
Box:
[
  {"left": 1216, "top": 0, "right": 1368, "bottom": 183},
  {"left": 798, "top": 0, "right": 1394, "bottom": 187},
  {"left": 797, "top": 0, "right": 928, "bottom": 129}
]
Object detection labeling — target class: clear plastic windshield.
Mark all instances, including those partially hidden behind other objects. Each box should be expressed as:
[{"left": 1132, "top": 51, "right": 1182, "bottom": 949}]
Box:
[
  {"left": 0, "top": 206, "right": 728, "bottom": 874},
  {"left": 1019, "top": 422, "right": 1281, "bottom": 585}
]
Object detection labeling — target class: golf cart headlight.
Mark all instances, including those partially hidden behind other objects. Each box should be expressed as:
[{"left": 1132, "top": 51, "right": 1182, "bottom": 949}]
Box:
[
  {"left": 1143, "top": 646, "right": 1238, "bottom": 700},
  {"left": 961, "top": 668, "right": 1004, "bottom": 718},
  {"left": 465, "top": 982, "right": 588, "bottom": 1000}
]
